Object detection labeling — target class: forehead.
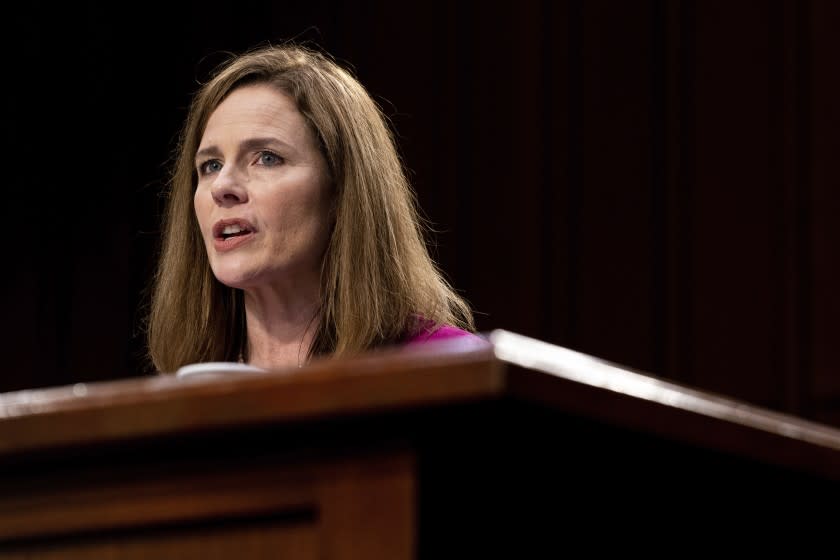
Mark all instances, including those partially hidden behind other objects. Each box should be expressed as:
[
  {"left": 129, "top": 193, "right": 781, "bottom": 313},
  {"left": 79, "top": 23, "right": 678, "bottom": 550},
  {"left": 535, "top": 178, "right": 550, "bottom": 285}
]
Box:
[{"left": 200, "top": 84, "right": 310, "bottom": 145}]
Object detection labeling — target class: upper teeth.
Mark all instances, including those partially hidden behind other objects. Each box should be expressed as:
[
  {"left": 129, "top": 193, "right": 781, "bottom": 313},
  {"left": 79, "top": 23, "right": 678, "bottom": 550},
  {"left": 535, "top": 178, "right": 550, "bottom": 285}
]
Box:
[{"left": 222, "top": 225, "right": 245, "bottom": 235}]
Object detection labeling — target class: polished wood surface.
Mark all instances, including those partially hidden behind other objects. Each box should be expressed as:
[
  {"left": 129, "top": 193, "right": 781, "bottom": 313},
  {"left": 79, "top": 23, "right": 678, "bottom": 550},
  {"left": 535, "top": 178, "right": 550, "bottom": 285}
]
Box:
[
  {"left": 490, "top": 330, "right": 840, "bottom": 480},
  {"left": 2, "top": 332, "right": 838, "bottom": 476},
  {"left": 0, "top": 340, "right": 502, "bottom": 457},
  {"left": 1, "top": 331, "right": 838, "bottom": 556}
]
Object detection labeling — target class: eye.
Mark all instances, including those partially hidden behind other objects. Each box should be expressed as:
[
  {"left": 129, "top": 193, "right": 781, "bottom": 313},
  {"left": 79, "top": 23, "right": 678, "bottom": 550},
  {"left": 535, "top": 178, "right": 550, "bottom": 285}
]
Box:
[
  {"left": 256, "top": 150, "right": 284, "bottom": 167},
  {"left": 198, "top": 159, "right": 223, "bottom": 175}
]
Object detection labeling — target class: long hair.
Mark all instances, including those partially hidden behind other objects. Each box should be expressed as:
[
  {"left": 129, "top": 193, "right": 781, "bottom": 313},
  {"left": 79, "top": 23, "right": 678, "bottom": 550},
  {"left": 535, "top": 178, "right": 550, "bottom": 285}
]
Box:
[{"left": 147, "top": 43, "right": 474, "bottom": 373}]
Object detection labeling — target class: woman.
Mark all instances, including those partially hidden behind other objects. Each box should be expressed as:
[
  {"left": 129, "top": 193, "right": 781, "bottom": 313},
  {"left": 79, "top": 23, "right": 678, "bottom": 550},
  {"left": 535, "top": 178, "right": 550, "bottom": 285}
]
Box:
[{"left": 147, "top": 43, "right": 480, "bottom": 373}]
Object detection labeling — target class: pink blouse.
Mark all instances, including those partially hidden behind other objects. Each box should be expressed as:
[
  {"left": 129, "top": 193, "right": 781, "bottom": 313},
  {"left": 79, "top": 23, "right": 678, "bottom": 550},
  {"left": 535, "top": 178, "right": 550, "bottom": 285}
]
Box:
[{"left": 404, "top": 324, "right": 488, "bottom": 347}]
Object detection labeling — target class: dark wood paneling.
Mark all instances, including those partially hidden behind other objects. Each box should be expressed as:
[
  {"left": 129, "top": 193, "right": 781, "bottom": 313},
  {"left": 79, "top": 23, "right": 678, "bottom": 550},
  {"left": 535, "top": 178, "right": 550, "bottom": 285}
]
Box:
[
  {"left": 689, "top": 1, "right": 776, "bottom": 404},
  {"left": 573, "top": 0, "right": 656, "bottom": 371},
  {"left": 448, "top": 1, "right": 548, "bottom": 338},
  {"left": 809, "top": 0, "right": 840, "bottom": 425},
  {"left": 541, "top": 0, "right": 572, "bottom": 347},
  {"left": 771, "top": 0, "right": 809, "bottom": 420}
]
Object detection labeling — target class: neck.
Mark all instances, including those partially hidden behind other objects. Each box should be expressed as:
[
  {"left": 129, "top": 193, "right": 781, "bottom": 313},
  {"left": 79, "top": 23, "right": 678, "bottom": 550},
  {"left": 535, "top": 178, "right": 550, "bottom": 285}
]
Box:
[{"left": 242, "top": 284, "right": 321, "bottom": 370}]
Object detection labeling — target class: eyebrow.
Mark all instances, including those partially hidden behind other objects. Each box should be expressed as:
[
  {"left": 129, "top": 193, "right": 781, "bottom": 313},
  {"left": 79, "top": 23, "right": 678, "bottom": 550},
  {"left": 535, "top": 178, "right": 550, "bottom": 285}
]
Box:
[{"left": 194, "top": 137, "right": 293, "bottom": 163}]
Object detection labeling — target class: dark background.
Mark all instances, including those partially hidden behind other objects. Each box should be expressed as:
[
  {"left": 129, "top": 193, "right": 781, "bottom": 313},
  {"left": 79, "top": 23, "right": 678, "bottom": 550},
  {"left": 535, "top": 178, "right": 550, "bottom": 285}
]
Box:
[{"left": 4, "top": 0, "right": 839, "bottom": 428}]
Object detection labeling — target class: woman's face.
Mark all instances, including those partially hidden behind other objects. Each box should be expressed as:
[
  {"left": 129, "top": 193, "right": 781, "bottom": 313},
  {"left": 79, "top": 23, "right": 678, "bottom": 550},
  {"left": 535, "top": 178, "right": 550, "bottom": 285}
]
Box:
[{"left": 193, "top": 84, "right": 332, "bottom": 292}]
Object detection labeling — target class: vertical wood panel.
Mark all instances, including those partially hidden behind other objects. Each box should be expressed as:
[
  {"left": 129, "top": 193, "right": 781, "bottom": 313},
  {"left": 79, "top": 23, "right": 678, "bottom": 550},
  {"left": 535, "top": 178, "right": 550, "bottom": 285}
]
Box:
[
  {"left": 808, "top": 0, "right": 840, "bottom": 425},
  {"left": 662, "top": 0, "right": 695, "bottom": 386},
  {"left": 542, "top": 0, "right": 571, "bottom": 346},
  {"left": 574, "top": 0, "right": 656, "bottom": 371},
  {"left": 453, "top": 0, "right": 546, "bottom": 337},
  {"left": 689, "top": 1, "right": 776, "bottom": 404},
  {"left": 772, "top": 0, "right": 810, "bottom": 417}
]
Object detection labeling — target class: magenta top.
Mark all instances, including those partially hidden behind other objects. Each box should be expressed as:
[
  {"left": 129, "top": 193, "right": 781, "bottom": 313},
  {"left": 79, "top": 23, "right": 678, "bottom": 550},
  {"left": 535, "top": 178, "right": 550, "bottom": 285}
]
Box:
[{"left": 404, "top": 324, "right": 488, "bottom": 347}]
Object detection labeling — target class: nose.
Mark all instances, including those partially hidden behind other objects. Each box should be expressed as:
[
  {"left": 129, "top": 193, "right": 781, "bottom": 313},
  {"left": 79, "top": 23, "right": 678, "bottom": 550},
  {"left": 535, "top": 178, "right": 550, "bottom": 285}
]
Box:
[{"left": 211, "top": 167, "right": 249, "bottom": 207}]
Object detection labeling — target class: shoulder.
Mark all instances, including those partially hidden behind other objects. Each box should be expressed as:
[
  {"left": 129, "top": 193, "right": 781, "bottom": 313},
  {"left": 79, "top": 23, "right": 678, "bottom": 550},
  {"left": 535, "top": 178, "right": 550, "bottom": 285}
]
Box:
[{"left": 403, "top": 323, "right": 487, "bottom": 346}]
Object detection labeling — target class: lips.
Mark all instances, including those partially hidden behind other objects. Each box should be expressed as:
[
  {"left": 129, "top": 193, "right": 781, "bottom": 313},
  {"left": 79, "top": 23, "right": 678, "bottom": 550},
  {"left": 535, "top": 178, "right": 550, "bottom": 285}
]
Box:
[{"left": 212, "top": 218, "right": 257, "bottom": 252}]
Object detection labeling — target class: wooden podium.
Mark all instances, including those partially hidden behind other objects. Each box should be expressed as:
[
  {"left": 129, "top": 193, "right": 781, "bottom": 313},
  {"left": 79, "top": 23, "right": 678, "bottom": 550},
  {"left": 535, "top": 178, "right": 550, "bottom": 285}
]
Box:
[{"left": 1, "top": 330, "right": 838, "bottom": 557}]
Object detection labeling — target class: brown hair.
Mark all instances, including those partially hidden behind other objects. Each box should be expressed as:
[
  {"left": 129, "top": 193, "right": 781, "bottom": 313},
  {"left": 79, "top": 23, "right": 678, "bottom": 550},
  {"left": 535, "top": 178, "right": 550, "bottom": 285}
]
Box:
[{"left": 147, "top": 43, "right": 474, "bottom": 373}]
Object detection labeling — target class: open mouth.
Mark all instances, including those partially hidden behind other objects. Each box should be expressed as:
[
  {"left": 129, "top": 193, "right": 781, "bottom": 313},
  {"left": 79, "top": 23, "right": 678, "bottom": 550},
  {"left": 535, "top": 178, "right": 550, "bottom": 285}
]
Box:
[
  {"left": 212, "top": 220, "right": 256, "bottom": 251},
  {"left": 218, "top": 224, "right": 253, "bottom": 240},
  {"left": 213, "top": 219, "right": 256, "bottom": 239}
]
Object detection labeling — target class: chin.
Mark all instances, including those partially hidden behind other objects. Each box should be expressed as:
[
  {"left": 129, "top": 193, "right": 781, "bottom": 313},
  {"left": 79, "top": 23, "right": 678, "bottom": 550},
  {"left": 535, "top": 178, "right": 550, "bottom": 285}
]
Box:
[{"left": 209, "top": 262, "right": 266, "bottom": 290}]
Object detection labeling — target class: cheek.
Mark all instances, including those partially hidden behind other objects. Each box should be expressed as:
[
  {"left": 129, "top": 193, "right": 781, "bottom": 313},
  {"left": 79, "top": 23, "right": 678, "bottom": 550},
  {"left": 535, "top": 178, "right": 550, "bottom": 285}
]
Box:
[
  {"left": 307, "top": 179, "right": 333, "bottom": 227},
  {"left": 299, "top": 195, "right": 332, "bottom": 236},
  {"left": 193, "top": 193, "right": 211, "bottom": 232}
]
